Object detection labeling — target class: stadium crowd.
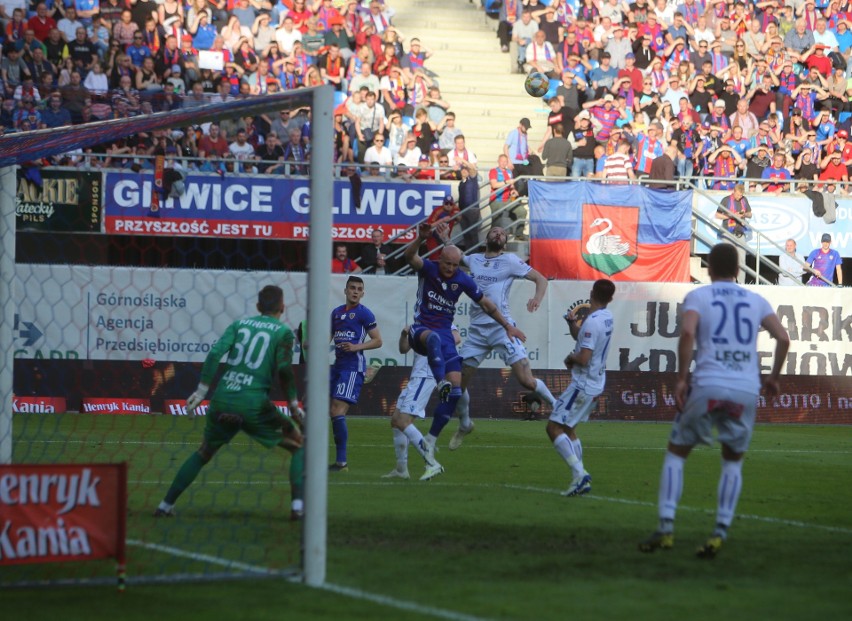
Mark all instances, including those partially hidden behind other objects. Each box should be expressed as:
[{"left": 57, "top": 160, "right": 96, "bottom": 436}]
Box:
[
  {"left": 0, "top": 0, "right": 473, "bottom": 179},
  {"left": 489, "top": 0, "right": 852, "bottom": 196},
  {"left": 2, "top": 0, "right": 852, "bottom": 193}
]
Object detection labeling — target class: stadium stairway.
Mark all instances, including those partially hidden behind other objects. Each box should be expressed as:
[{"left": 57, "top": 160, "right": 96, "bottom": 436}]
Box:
[{"left": 391, "top": 0, "right": 543, "bottom": 171}]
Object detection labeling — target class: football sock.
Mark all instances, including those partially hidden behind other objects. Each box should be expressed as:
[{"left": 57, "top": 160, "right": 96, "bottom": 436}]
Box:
[
  {"left": 393, "top": 427, "right": 409, "bottom": 464},
  {"left": 425, "top": 332, "right": 446, "bottom": 382},
  {"left": 289, "top": 446, "right": 304, "bottom": 502},
  {"left": 456, "top": 389, "right": 471, "bottom": 428},
  {"left": 403, "top": 424, "right": 430, "bottom": 462},
  {"left": 534, "top": 378, "right": 557, "bottom": 407},
  {"left": 569, "top": 437, "right": 583, "bottom": 462},
  {"left": 164, "top": 451, "right": 206, "bottom": 504},
  {"left": 553, "top": 434, "right": 584, "bottom": 479},
  {"left": 429, "top": 386, "right": 461, "bottom": 437},
  {"left": 658, "top": 451, "right": 685, "bottom": 523},
  {"left": 331, "top": 416, "right": 348, "bottom": 464},
  {"left": 716, "top": 458, "right": 743, "bottom": 530}
]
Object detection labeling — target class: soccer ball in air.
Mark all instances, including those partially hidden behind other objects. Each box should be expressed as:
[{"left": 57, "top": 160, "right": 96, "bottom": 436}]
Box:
[{"left": 524, "top": 72, "right": 550, "bottom": 98}]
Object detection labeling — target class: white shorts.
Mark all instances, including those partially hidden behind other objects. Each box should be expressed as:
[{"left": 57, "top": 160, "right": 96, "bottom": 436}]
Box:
[
  {"left": 669, "top": 385, "right": 758, "bottom": 454},
  {"left": 548, "top": 384, "right": 598, "bottom": 428},
  {"left": 395, "top": 376, "right": 436, "bottom": 419},
  {"left": 460, "top": 321, "right": 528, "bottom": 368}
]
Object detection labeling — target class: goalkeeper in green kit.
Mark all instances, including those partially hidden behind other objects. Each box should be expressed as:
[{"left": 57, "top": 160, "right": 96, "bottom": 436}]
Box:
[{"left": 154, "top": 285, "right": 306, "bottom": 520}]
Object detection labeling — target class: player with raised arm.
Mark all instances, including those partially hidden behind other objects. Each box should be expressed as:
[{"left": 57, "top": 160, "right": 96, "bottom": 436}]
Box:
[
  {"left": 382, "top": 325, "right": 461, "bottom": 481},
  {"left": 154, "top": 285, "right": 307, "bottom": 520},
  {"left": 639, "top": 243, "right": 790, "bottom": 558},
  {"left": 547, "top": 279, "right": 616, "bottom": 497},
  {"left": 404, "top": 222, "right": 526, "bottom": 478},
  {"left": 329, "top": 276, "right": 383, "bottom": 472},
  {"left": 447, "top": 225, "right": 557, "bottom": 450}
]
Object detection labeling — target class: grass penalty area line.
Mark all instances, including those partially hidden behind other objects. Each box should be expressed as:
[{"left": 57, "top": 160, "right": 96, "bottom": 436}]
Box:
[
  {"left": 127, "top": 539, "right": 282, "bottom": 575},
  {"left": 315, "top": 582, "right": 495, "bottom": 621},
  {"left": 127, "top": 540, "right": 493, "bottom": 620}
]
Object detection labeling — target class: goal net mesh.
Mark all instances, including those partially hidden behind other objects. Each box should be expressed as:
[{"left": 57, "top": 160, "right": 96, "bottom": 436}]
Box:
[{"left": 1, "top": 91, "right": 319, "bottom": 587}]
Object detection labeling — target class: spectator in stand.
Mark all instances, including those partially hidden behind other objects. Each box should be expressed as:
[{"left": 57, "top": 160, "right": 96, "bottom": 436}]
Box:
[
  {"left": 762, "top": 150, "right": 793, "bottom": 193},
  {"left": 2, "top": 46, "right": 31, "bottom": 96},
  {"left": 60, "top": 69, "right": 90, "bottom": 123},
  {"left": 28, "top": 3, "right": 56, "bottom": 43},
  {"left": 363, "top": 131, "right": 393, "bottom": 171},
  {"left": 57, "top": 6, "right": 84, "bottom": 43},
  {"left": 715, "top": 182, "right": 752, "bottom": 281},
  {"left": 437, "top": 111, "right": 462, "bottom": 151},
  {"left": 602, "top": 138, "right": 635, "bottom": 182},
  {"left": 229, "top": 127, "right": 256, "bottom": 161},
  {"left": 583, "top": 93, "right": 622, "bottom": 142},
  {"left": 708, "top": 144, "right": 743, "bottom": 190},
  {"left": 806, "top": 233, "right": 843, "bottom": 286},
  {"left": 112, "top": 10, "right": 137, "bottom": 48},
  {"left": 41, "top": 91, "right": 72, "bottom": 127},
  {"left": 198, "top": 122, "right": 230, "bottom": 159},
  {"left": 457, "top": 163, "right": 481, "bottom": 251},
  {"left": 778, "top": 238, "right": 804, "bottom": 286},
  {"left": 331, "top": 244, "right": 362, "bottom": 274},
  {"left": 819, "top": 145, "right": 849, "bottom": 188},
  {"left": 489, "top": 153, "right": 518, "bottom": 229},
  {"left": 278, "top": 127, "right": 309, "bottom": 174},
  {"left": 69, "top": 26, "right": 97, "bottom": 76},
  {"left": 16, "top": 28, "right": 47, "bottom": 61},
  {"left": 633, "top": 121, "right": 665, "bottom": 176},
  {"left": 447, "top": 133, "right": 478, "bottom": 172},
  {"left": 497, "top": 0, "right": 523, "bottom": 54},
  {"left": 744, "top": 143, "right": 772, "bottom": 188},
  {"left": 541, "top": 122, "right": 572, "bottom": 177},
  {"left": 355, "top": 89, "right": 386, "bottom": 162},
  {"left": 359, "top": 228, "right": 394, "bottom": 274},
  {"left": 525, "top": 29, "right": 558, "bottom": 77},
  {"left": 394, "top": 132, "right": 422, "bottom": 168}
]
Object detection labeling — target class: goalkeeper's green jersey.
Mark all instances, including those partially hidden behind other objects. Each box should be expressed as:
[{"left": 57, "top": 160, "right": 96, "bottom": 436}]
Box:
[{"left": 200, "top": 314, "right": 295, "bottom": 398}]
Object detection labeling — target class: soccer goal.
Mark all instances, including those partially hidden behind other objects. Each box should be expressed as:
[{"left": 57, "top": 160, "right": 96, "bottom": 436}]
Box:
[{"left": 0, "top": 87, "right": 334, "bottom": 587}]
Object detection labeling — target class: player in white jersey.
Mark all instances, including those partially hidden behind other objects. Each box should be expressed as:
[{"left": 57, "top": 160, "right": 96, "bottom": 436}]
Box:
[
  {"left": 547, "top": 279, "right": 616, "bottom": 497},
  {"left": 448, "top": 226, "right": 557, "bottom": 450},
  {"left": 640, "top": 244, "right": 789, "bottom": 558},
  {"left": 382, "top": 325, "right": 460, "bottom": 481}
]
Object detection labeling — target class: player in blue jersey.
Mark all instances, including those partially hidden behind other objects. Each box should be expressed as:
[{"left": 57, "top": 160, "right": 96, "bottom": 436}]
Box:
[
  {"left": 404, "top": 222, "right": 526, "bottom": 478},
  {"left": 548, "top": 279, "right": 615, "bottom": 497},
  {"left": 639, "top": 244, "right": 789, "bottom": 558},
  {"left": 329, "top": 276, "right": 383, "bottom": 472}
]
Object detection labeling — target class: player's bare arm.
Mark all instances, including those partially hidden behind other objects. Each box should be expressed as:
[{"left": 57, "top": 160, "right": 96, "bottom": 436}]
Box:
[
  {"left": 339, "top": 326, "right": 383, "bottom": 352},
  {"left": 565, "top": 347, "right": 593, "bottom": 368},
  {"left": 477, "top": 295, "right": 526, "bottom": 342},
  {"left": 404, "top": 222, "right": 431, "bottom": 271},
  {"left": 525, "top": 268, "right": 548, "bottom": 312},
  {"left": 398, "top": 326, "right": 412, "bottom": 354},
  {"left": 760, "top": 313, "right": 791, "bottom": 398},
  {"left": 564, "top": 309, "right": 581, "bottom": 340},
  {"left": 674, "top": 309, "right": 699, "bottom": 412}
]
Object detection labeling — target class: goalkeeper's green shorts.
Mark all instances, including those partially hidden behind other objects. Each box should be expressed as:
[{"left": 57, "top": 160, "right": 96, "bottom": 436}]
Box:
[{"left": 204, "top": 393, "right": 297, "bottom": 450}]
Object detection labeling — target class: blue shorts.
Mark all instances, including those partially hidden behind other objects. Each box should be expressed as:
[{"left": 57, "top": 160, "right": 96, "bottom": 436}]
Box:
[
  {"left": 330, "top": 367, "right": 364, "bottom": 405},
  {"left": 408, "top": 325, "right": 462, "bottom": 374}
]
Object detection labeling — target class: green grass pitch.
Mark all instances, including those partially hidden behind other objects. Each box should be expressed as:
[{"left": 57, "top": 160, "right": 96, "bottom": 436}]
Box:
[{"left": 5, "top": 415, "right": 852, "bottom": 621}]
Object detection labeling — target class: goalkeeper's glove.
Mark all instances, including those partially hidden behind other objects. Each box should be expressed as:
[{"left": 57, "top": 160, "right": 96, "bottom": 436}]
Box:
[
  {"left": 186, "top": 383, "right": 209, "bottom": 416},
  {"left": 289, "top": 400, "right": 305, "bottom": 427}
]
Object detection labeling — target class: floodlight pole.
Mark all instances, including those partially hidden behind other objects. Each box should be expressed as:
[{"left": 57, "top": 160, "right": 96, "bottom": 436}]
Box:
[
  {"left": 303, "top": 86, "right": 334, "bottom": 587},
  {"left": 0, "top": 165, "right": 15, "bottom": 464}
]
